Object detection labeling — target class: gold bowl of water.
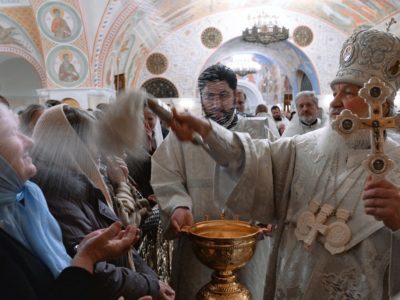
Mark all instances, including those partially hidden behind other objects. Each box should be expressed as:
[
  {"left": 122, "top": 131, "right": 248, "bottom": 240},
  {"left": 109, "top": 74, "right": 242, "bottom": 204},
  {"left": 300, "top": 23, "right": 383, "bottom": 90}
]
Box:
[{"left": 183, "top": 219, "right": 263, "bottom": 300}]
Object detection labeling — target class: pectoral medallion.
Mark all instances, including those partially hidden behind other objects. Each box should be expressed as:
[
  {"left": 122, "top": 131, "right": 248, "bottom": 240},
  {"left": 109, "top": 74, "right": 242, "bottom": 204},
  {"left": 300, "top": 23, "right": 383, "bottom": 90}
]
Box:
[
  {"left": 324, "top": 208, "right": 352, "bottom": 255},
  {"left": 295, "top": 200, "right": 334, "bottom": 249}
]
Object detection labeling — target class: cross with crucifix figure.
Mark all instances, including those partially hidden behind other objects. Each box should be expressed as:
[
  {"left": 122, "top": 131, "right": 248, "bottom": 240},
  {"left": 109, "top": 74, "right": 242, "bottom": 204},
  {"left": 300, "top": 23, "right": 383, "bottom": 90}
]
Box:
[{"left": 332, "top": 77, "right": 397, "bottom": 179}]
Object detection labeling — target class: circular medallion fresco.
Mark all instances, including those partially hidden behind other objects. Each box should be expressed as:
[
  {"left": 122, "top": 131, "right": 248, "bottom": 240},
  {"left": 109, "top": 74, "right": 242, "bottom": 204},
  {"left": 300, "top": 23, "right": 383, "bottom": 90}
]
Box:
[
  {"left": 46, "top": 45, "right": 88, "bottom": 87},
  {"left": 293, "top": 26, "right": 313, "bottom": 47},
  {"left": 37, "top": 1, "right": 82, "bottom": 43},
  {"left": 201, "top": 27, "right": 223, "bottom": 49},
  {"left": 146, "top": 53, "right": 168, "bottom": 75},
  {"left": 141, "top": 78, "right": 179, "bottom": 98}
]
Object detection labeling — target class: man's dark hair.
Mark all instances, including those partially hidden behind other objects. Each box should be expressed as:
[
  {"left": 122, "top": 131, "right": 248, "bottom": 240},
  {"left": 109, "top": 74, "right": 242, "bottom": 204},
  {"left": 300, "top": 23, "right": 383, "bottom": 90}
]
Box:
[
  {"left": 198, "top": 64, "right": 237, "bottom": 93},
  {"left": 0, "top": 95, "right": 10, "bottom": 107},
  {"left": 45, "top": 99, "right": 62, "bottom": 108},
  {"left": 271, "top": 105, "right": 281, "bottom": 111}
]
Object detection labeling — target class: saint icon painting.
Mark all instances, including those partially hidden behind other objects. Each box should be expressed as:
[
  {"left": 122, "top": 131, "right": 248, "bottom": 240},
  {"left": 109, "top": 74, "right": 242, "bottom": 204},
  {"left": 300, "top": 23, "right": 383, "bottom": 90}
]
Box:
[
  {"left": 47, "top": 46, "right": 88, "bottom": 87},
  {"left": 37, "top": 2, "right": 81, "bottom": 43}
]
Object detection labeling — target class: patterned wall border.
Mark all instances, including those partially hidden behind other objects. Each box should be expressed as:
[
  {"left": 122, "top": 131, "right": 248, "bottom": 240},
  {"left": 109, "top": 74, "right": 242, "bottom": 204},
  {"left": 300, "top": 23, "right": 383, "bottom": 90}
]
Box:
[
  {"left": 0, "top": 45, "right": 47, "bottom": 86},
  {"left": 92, "top": 2, "right": 137, "bottom": 87}
]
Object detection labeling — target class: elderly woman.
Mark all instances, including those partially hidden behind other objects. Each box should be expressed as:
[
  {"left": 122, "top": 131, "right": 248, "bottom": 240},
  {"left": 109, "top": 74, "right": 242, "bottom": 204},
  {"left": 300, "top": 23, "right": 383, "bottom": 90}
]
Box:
[
  {"left": 31, "top": 105, "right": 174, "bottom": 300},
  {"left": 0, "top": 104, "right": 139, "bottom": 300}
]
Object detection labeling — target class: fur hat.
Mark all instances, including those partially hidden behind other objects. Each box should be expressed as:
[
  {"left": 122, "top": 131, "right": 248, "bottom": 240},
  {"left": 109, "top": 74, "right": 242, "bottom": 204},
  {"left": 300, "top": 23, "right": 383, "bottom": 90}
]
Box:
[{"left": 331, "top": 29, "right": 400, "bottom": 101}]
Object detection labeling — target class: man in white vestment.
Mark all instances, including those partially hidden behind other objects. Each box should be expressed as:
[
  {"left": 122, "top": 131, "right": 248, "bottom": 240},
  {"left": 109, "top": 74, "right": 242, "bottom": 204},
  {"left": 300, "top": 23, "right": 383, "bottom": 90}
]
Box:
[
  {"left": 271, "top": 105, "right": 290, "bottom": 135},
  {"left": 282, "top": 91, "right": 325, "bottom": 137},
  {"left": 151, "top": 64, "right": 275, "bottom": 300},
  {"left": 167, "top": 29, "right": 400, "bottom": 299},
  {"left": 236, "top": 89, "right": 254, "bottom": 117}
]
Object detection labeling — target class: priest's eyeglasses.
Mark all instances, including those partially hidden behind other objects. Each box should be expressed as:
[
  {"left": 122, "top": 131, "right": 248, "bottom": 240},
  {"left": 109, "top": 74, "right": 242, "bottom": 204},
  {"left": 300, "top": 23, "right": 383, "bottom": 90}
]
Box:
[{"left": 202, "top": 91, "right": 233, "bottom": 102}]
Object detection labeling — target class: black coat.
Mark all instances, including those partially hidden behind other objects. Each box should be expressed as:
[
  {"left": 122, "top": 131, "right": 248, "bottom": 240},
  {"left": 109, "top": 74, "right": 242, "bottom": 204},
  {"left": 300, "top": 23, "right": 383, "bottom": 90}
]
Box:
[
  {"left": 33, "top": 172, "right": 160, "bottom": 300},
  {"left": 0, "top": 228, "right": 95, "bottom": 300}
]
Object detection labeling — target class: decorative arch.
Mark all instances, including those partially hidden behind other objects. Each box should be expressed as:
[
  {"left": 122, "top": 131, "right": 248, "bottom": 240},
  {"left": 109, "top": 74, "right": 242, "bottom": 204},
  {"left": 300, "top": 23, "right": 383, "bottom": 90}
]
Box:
[
  {"left": 92, "top": 4, "right": 138, "bottom": 87},
  {"left": 200, "top": 36, "right": 320, "bottom": 106},
  {"left": 0, "top": 46, "right": 47, "bottom": 87},
  {"left": 237, "top": 79, "right": 264, "bottom": 113},
  {"left": 297, "top": 70, "right": 313, "bottom": 91}
]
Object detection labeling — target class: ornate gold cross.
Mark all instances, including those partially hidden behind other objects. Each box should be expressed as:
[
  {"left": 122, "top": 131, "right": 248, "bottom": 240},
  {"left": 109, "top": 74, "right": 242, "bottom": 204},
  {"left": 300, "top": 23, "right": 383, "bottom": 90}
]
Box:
[{"left": 332, "top": 77, "right": 396, "bottom": 179}]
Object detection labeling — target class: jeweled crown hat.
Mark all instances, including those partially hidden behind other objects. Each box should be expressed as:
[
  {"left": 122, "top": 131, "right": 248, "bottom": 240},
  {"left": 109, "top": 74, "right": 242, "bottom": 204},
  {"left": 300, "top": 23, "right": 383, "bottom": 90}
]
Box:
[{"left": 330, "top": 29, "right": 400, "bottom": 101}]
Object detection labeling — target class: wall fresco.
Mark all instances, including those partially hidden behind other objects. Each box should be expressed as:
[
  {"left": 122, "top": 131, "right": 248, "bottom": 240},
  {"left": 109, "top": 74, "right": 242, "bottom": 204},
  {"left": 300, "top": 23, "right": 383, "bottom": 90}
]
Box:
[
  {"left": 46, "top": 45, "right": 88, "bottom": 87},
  {"left": 37, "top": 1, "right": 81, "bottom": 43}
]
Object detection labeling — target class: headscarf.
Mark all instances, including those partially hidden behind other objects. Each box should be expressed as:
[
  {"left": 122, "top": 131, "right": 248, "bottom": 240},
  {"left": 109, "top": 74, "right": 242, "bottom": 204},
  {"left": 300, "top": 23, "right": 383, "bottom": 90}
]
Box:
[
  {"left": 0, "top": 155, "right": 71, "bottom": 277},
  {"left": 32, "top": 105, "right": 138, "bottom": 270},
  {"left": 32, "top": 105, "right": 114, "bottom": 210}
]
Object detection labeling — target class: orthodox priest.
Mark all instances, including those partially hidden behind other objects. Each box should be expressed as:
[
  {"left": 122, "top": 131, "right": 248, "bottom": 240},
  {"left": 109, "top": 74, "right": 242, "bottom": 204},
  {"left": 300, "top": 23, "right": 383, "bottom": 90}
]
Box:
[
  {"left": 282, "top": 91, "right": 325, "bottom": 137},
  {"left": 151, "top": 64, "right": 276, "bottom": 299},
  {"left": 168, "top": 29, "right": 400, "bottom": 299}
]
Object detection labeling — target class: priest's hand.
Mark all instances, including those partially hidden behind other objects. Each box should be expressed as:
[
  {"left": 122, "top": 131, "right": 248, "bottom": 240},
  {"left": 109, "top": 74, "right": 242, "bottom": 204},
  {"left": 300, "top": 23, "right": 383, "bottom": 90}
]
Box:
[
  {"left": 171, "top": 108, "right": 211, "bottom": 141},
  {"left": 170, "top": 207, "right": 193, "bottom": 237},
  {"left": 363, "top": 175, "right": 400, "bottom": 231}
]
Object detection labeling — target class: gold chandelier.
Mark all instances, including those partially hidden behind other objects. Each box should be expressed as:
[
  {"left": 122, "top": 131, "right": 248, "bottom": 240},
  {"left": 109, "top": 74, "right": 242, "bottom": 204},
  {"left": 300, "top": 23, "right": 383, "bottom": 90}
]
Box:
[{"left": 242, "top": 13, "right": 289, "bottom": 45}]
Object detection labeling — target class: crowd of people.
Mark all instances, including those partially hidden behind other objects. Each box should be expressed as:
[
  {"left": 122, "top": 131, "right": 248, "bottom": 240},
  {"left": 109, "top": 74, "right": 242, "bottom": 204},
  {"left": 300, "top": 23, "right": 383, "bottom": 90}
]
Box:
[
  {"left": 236, "top": 89, "right": 325, "bottom": 138},
  {"left": 0, "top": 97, "right": 175, "bottom": 299},
  {"left": 1, "top": 28, "right": 400, "bottom": 300}
]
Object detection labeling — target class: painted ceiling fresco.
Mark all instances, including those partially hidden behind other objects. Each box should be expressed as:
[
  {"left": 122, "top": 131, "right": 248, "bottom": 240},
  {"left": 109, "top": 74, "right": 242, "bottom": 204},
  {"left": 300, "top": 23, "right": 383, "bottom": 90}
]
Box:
[
  {"left": 137, "top": 0, "right": 400, "bottom": 35},
  {"left": 0, "top": 0, "right": 399, "bottom": 90}
]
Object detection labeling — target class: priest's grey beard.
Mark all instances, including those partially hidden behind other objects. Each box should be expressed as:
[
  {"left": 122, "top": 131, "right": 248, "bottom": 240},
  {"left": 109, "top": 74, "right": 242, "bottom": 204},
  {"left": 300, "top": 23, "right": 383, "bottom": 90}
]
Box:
[
  {"left": 316, "top": 121, "right": 371, "bottom": 157},
  {"left": 299, "top": 114, "right": 317, "bottom": 125}
]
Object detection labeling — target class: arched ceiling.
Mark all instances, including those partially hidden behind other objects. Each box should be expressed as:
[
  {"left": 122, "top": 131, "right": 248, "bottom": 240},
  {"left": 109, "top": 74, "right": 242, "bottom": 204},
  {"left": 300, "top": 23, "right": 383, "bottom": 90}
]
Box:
[
  {"left": 92, "top": 0, "right": 400, "bottom": 86},
  {"left": 81, "top": 0, "right": 400, "bottom": 58},
  {"left": 89, "top": 0, "right": 400, "bottom": 40},
  {"left": 0, "top": 0, "right": 399, "bottom": 91}
]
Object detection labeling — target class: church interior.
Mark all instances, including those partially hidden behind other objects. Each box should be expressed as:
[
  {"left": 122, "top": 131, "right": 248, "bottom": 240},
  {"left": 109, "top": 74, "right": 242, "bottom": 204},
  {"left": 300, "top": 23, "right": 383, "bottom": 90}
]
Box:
[
  {"left": 2, "top": 1, "right": 400, "bottom": 300},
  {"left": 0, "top": 0, "right": 399, "bottom": 114}
]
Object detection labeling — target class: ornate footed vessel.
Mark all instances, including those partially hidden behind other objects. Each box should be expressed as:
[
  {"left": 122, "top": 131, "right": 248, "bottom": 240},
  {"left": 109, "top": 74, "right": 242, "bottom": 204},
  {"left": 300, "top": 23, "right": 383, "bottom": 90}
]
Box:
[{"left": 183, "top": 219, "right": 265, "bottom": 300}]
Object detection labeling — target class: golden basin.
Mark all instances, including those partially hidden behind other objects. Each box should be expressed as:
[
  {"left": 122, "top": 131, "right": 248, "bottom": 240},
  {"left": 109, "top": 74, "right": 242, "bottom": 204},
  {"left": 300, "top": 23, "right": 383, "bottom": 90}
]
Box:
[{"left": 183, "top": 219, "right": 262, "bottom": 300}]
